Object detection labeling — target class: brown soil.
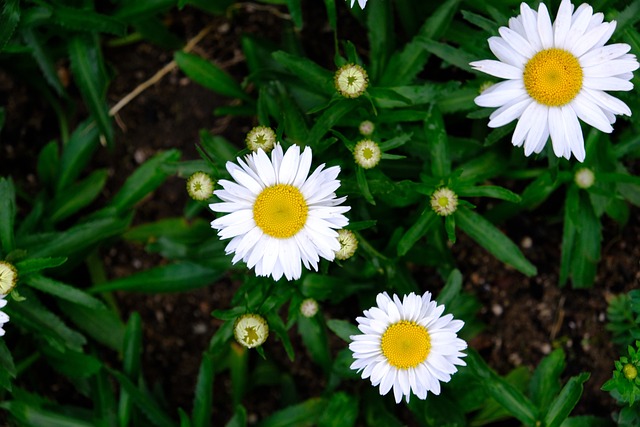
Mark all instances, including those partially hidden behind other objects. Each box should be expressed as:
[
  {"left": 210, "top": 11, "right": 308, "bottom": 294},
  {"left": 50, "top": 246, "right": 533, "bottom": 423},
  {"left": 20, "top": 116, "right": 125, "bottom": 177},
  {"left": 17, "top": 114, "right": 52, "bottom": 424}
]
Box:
[{"left": 2, "top": 3, "right": 639, "bottom": 426}]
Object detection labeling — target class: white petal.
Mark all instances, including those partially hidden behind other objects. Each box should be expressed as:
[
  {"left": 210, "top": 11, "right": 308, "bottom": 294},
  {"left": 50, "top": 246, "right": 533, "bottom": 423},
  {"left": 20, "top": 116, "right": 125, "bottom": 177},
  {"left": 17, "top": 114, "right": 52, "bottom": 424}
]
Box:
[
  {"left": 579, "top": 44, "right": 632, "bottom": 68},
  {"left": 498, "top": 27, "right": 536, "bottom": 58},
  {"left": 553, "top": 0, "right": 573, "bottom": 49},
  {"left": 488, "top": 96, "right": 532, "bottom": 128},
  {"left": 537, "top": 3, "right": 554, "bottom": 49},
  {"left": 470, "top": 59, "right": 523, "bottom": 79},
  {"left": 488, "top": 37, "right": 527, "bottom": 68},
  {"left": 571, "top": 93, "right": 613, "bottom": 133},
  {"left": 520, "top": 3, "right": 542, "bottom": 51}
]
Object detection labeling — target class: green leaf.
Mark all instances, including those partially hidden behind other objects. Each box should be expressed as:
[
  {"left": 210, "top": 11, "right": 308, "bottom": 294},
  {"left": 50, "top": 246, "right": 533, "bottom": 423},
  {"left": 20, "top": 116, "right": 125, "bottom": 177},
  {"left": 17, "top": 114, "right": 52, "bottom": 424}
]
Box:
[
  {"left": 396, "top": 207, "right": 438, "bottom": 256},
  {"left": 0, "top": 340, "right": 16, "bottom": 392},
  {"left": 455, "top": 206, "right": 537, "bottom": 277},
  {"left": 50, "top": 169, "right": 108, "bottom": 223},
  {"left": 22, "top": 28, "right": 65, "bottom": 96},
  {"left": 272, "top": 51, "right": 334, "bottom": 96},
  {"left": 317, "top": 392, "right": 358, "bottom": 427},
  {"left": 90, "top": 262, "right": 221, "bottom": 293},
  {"left": 119, "top": 313, "right": 142, "bottom": 427},
  {"left": 175, "top": 51, "right": 251, "bottom": 101},
  {"left": 0, "top": 401, "right": 95, "bottom": 427},
  {"left": 466, "top": 349, "right": 538, "bottom": 425},
  {"left": 114, "top": 0, "right": 176, "bottom": 21},
  {"left": 326, "top": 319, "right": 360, "bottom": 342},
  {"left": 569, "top": 191, "right": 601, "bottom": 288},
  {"left": 57, "top": 120, "right": 101, "bottom": 192},
  {"left": 419, "top": 38, "right": 475, "bottom": 72},
  {"left": 355, "top": 167, "right": 375, "bottom": 205},
  {"left": 68, "top": 36, "right": 113, "bottom": 147},
  {"left": 106, "top": 150, "right": 181, "bottom": 215},
  {"left": 27, "top": 216, "right": 132, "bottom": 260},
  {"left": 543, "top": 373, "right": 590, "bottom": 427},
  {"left": 457, "top": 185, "right": 521, "bottom": 203},
  {"left": 285, "top": 0, "right": 302, "bottom": 28},
  {"left": 109, "top": 369, "right": 175, "bottom": 427},
  {"left": 51, "top": 4, "right": 127, "bottom": 36},
  {"left": 529, "top": 348, "right": 566, "bottom": 413},
  {"left": 25, "top": 275, "right": 105, "bottom": 310},
  {"left": 424, "top": 105, "right": 450, "bottom": 178},
  {"left": 560, "top": 416, "right": 615, "bottom": 427},
  {"left": 60, "top": 300, "right": 124, "bottom": 352},
  {"left": 192, "top": 353, "right": 214, "bottom": 427},
  {"left": 37, "top": 141, "right": 59, "bottom": 189},
  {"left": 257, "top": 398, "right": 326, "bottom": 427},
  {"left": 380, "top": 0, "right": 461, "bottom": 85},
  {"left": 0, "top": 0, "right": 20, "bottom": 52},
  {"left": 310, "top": 99, "right": 360, "bottom": 150},
  {"left": 225, "top": 405, "right": 247, "bottom": 427},
  {"left": 13, "top": 255, "right": 63, "bottom": 277},
  {"left": 298, "top": 315, "right": 331, "bottom": 373},
  {"left": 5, "top": 289, "right": 86, "bottom": 352},
  {"left": 0, "top": 177, "right": 17, "bottom": 253},
  {"left": 42, "top": 344, "right": 102, "bottom": 379},
  {"left": 266, "top": 311, "right": 295, "bottom": 361},
  {"left": 437, "top": 268, "right": 462, "bottom": 307},
  {"left": 367, "top": 0, "right": 392, "bottom": 82}
]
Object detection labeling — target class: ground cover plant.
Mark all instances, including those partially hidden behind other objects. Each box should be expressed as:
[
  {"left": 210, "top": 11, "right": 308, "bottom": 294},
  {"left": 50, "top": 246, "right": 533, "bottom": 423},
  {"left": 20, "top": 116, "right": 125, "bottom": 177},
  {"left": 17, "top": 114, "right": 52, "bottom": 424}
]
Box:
[{"left": 1, "top": 0, "right": 640, "bottom": 426}]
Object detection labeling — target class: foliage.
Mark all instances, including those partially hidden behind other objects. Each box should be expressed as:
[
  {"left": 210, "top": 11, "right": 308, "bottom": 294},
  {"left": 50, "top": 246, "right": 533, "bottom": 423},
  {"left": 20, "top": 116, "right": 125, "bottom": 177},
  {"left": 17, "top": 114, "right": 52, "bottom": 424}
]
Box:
[{"left": 602, "top": 341, "right": 640, "bottom": 426}]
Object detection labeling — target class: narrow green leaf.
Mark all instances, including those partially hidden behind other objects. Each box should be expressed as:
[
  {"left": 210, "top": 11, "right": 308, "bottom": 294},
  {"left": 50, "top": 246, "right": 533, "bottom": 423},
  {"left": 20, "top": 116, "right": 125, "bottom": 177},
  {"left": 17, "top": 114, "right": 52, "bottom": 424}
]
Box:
[
  {"left": 276, "top": 83, "right": 309, "bottom": 145},
  {"left": 466, "top": 349, "right": 538, "bottom": 425},
  {"left": 326, "top": 319, "right": 360, "bottom": 342},
  {"left": 68, "top": 36, "right": 113, "bottom": 147},
  {"left": 51, "top": 4, "right": 127, "bottom": 35},
  {"left": 298, "top": 316, "right": 331, "bottom": 373},
  {"left": 27, "top": 216, "right": 132, "bottom": 259},
  {"left": 272, "top": 51, "right": 334, "bottom": 96},
  {"left": 134, "top": 17, "right": 184, "bottom": 49},
  {"left": 114, "top": 0, "right": 176, "bottom": 21},
  {"left": 367, "top": 0, "right": 392, "bottom": 82},
  {"left": 560, "top": 415, "right": 615, "bottom": 427},
  {"left": 0, "top": 177, "right": 17, "bottom": 253},
  {"left": 457, "top": 185, "right": 521, "bottom": 203},
  {"left": 569, "top": 191, "right": 601, "bottom": 288},
  {"left": 109, "top": 369, "right": 175, "bottom": 427},
  {"left": 0, "top": 340, "right": 16, "bottom": 391},
  {"left": 192, "top": 353, "right": 214, "bottom": 427},
  {"left": 285, "top": 0, "right": 303, "bottom": 28},
  {"left": 22, "top": 28, "right": 65, "bottom": 96},
  {"left": 356, "top": 167, "right": 375, "bottom": 205},
  {"left": 543, "top": 373, "right": 590, "bottom": 427},
  {"left": 559, "top": 186, "right": 578, "bottom": 286},
  {"left": 225, "top": 405, "right": 247, "bottom": 427},
  {"left": 42, "top": 345, "right": 102, "bottom": 379},
  {"left": 317, "top": 392, "right": 358, "bottom": 427},
  {"left": 50, "top": 169, "right": 108, "bottom": 223},
  {"left": 380, "top": 0, "right": 460, "bottom": 85},
  {"left": 37, "top": 141, "right": 60, "bottom": 188},
  {"left": 266, "top": 312, "right": 295, "bottom": 361},
  {"left": 529, "top": 348, "right": 565, "bottom": 412},
  {"left": 0, "top": 0, "right": 20, "bottom": 52},
  {"left": 89, "top": 262, "right": 221, "bottom": 293},
  {"left": 106, "top": 150, "right": 181, "bottom": 215},
  {"left": 6, "top": 290, "right": 87, "bottom": 352},
  {"left": 0, "top": 401, "right": 95, "bottom": 427},
  {"left": 60, "top": 300, "right": 124, "bottom": 351},
  {"left": 323, "top": 0, "right": 336, "bottom": 30},
  {"left": 419, "top": 38, "right": 475, "bottom": 72},
  {"left": 175, "top": 51, "right": 251, "bottom": 101},
  {"left": 455, "top": 206, "right": 537, "bottom": 277},
  {"left": 25, "top": 275, "right": 105, "bottom": 310},
  {"left": 257, "top": 398, "right": 326, "bottom": 427},
  {"left": 397, "top": 207, "right": 438, "bottom": 256},
  {"left": 119, "top": 312, "right": 142, "bottom": 427},
  {"left": 437, "top": 269, "right": 462, "bottom": 307},
  {"left": 57, "top": 120, "right": 101, "bottom": 192},
  {"left": 424, "top": 105, "right": 450, "bottom": 178}
]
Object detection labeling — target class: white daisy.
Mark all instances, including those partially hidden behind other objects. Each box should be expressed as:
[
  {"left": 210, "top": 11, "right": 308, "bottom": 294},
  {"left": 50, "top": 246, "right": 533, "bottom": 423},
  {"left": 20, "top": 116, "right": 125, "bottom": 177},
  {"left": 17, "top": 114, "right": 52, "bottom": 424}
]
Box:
[
  {"left": 349, "top": 0, "right": 367, "bottom": 9},
  {"left": 0, "top": 296, "right": 9, "bottom": 337},
  {"left": 471, "top": 0, "right": 639, "bottom": 162},
  {"left": 349, "top": 292, "right": 467, "bottom": 403},
  {"left": 209, "top": 143, "right": 350, "bottom": 281}
]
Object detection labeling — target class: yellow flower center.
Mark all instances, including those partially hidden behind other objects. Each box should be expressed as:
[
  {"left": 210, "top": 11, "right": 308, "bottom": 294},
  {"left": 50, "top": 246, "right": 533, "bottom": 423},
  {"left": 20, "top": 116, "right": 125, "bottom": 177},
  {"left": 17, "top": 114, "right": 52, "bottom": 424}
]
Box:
[
  {"left": 253, "top": 184, "right": 308, "bottom": 239},
  {"left": 381, "top": 320, "right": 431, "bottom": 369},
  {"left": 624, "top": 363, "right": 638, "bottom": 380},
  {"left": 438, "top": 197, "right": 449, "bottom": 207},
  {"left": 523, "top": 48, "right": 583, "bottom": 107},
  {"left": 363, "top": 148, "right": 373, "bottom": 159}
]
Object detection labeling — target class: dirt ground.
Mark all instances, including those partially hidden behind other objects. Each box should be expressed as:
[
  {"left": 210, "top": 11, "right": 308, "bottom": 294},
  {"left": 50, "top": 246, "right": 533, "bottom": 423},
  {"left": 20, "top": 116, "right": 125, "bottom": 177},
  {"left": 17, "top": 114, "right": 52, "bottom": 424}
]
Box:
[{"left": 2, "top": 3, "right": 639, "bottom": 425}]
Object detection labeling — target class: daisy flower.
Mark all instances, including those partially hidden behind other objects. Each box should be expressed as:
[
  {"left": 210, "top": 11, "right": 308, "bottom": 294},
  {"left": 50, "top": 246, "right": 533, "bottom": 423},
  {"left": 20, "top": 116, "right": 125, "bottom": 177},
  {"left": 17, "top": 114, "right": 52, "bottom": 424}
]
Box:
[
  {"left": 350, "top": 292, "right": 467, "bottom": 403},
  {"left": 348, "top": 0, "right": 367, "bottom": 10},
  {"left": 470, "top": 0, "right": 639, "bottom": 162},
  {"left": 0, "top": 296, "right": 9, "bottom": 337},
  {"left": 209, "top": 143, "right": 350, "bottom": 281}
]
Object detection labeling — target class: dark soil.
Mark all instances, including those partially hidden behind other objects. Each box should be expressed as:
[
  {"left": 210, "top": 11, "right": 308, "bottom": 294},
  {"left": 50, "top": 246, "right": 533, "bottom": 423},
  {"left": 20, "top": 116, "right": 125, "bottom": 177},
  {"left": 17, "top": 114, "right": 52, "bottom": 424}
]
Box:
[{"left": 2, "top": 3, "right": 639, "bottom": 426}]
